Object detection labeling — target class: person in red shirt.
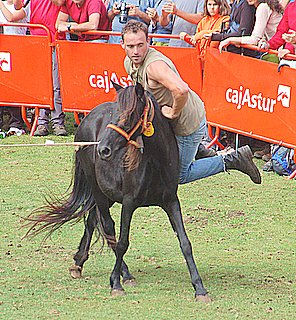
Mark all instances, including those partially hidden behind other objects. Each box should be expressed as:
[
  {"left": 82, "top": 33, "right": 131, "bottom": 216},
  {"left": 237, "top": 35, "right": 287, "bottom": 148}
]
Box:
[
  {"left": 56, "top": 0, "right": 110, "bottom": 42},
  {"left": 13, "top": 0, "right": 67, "bottom": 136}
]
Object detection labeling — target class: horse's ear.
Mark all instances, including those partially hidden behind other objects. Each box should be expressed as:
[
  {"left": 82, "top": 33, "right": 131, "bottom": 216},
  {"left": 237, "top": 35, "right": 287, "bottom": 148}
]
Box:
[
  {"left": 135, "top": 82, "right": 145, "bottom": 99},
  {"left": 111, "top": 80, "right": 123, "bottom": 92}
]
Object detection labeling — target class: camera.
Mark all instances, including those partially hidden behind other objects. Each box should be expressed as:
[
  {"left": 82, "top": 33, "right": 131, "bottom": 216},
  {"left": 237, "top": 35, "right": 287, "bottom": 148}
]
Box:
[{"left": 118, "top": 1, "right": 129, "bottom": 24}]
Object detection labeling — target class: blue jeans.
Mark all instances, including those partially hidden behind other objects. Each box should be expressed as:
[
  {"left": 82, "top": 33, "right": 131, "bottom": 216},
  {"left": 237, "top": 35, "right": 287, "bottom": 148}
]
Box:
[{"left": 176, "top": 118, "right": 225, "bottom": 184}]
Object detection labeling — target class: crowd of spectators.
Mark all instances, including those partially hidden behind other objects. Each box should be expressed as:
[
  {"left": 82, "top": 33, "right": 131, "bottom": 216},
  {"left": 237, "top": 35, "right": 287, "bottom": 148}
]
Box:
[{"left": 0, "top": 0, "right": 295, "bottom": 169}]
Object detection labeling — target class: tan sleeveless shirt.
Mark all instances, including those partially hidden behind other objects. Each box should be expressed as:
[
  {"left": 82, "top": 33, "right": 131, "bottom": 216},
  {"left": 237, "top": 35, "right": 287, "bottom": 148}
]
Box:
[{"left": 124, "top": 48, "right": 205, "bottom": 136}]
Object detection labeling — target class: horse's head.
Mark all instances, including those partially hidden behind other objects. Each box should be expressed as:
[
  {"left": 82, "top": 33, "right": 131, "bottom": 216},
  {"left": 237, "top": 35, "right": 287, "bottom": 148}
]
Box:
[{"left": 98, "top": 82, "right": 155, "bottom": 169}]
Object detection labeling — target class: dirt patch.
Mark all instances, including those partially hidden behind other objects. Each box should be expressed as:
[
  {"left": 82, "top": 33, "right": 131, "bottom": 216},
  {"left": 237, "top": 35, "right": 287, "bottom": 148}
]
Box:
[{"left": 227, "top": 210, "right": 245, "bottom": 219}]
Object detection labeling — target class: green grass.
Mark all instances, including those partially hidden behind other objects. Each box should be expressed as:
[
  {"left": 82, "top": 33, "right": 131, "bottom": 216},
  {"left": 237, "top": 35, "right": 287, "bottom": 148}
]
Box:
[{"left": 0, "top": 133, "right": 295, "bottom": 319}]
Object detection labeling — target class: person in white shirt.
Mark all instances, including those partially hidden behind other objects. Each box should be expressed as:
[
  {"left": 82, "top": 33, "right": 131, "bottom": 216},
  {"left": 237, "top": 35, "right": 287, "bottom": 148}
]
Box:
[
  {"left": 0, "top": 0, "right": 29, "bottom": 34},
  {"left": 218, "top": 0, "right": 283, "bottom": 51}
]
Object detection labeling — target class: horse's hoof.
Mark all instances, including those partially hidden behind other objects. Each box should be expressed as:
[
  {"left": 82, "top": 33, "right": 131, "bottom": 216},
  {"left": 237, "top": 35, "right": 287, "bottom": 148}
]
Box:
[
  {"left": 123, "top": 278, "right": 137, "bottom": 287},
  {"left": 111, "top": 288, "right": 126, "bottom": 297},
  {"left": 69, "top": 265, "right": 82, "bottom": 279},
  {"left": 195, "top": 294, "right": 211, "bottom": 303}
]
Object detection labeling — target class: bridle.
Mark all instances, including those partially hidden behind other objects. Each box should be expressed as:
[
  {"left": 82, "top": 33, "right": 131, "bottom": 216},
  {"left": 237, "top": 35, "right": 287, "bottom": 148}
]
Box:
[{"left": 106, "top": 96, "right": 155, "bottom": 149}]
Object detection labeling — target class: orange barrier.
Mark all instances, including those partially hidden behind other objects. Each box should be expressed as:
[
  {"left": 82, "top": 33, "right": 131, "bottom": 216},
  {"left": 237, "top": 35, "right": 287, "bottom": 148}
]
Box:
[
  {"left": 0, "top": 23, "right": 54, "bottom": 135},
  {"left": 203, "top": 47, "right": 296, "bottom": 178},
  {"left": 56, "top": 32, "right": 202, "bottom": 118}
]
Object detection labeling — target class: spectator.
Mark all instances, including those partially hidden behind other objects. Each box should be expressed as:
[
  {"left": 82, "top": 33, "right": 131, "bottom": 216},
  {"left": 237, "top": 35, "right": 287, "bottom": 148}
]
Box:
[
  {"left": 218, "top": 0, "right": 283, "bottom": 51},
  {"left": 208, "top": 0, "right": 257, "bottom": 57},
  {"left": 0, "top": 0, "right": 30, "bottom": 136},
  {"left": 180, "top": 0, "right": 230, "bottom": 58},
  {"left": 159, "top": 0, "right": 204, "bottom": 47},
  {"left": 121, "top": 20, "right": 261, "bottom": 185},
  {"left": 259, "top": 1, "right": 296, "bottom": 66},
  {"left": 11, "top": 0, "right": 67, "bottom": 136},
  {"left": 146, "top": 0, "right": 172, "bottom": 46},
  {"left": 56, "top": 0, "right": 109, "bottom": 42},
  {"left": 107, "top": 0, "right": 154, "bottom": 44}
]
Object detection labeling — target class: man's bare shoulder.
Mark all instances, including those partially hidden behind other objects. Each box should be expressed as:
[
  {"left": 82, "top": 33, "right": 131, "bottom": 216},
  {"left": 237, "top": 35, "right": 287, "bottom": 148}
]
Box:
[{"left": 146, "top": 60, "right": 172, "bottom": 79}]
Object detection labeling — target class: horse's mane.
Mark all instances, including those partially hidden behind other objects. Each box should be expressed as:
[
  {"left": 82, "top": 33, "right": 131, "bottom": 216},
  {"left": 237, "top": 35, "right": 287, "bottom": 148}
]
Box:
[
  {"left": 115, "top": 86, "right": 147, "bottom": 171},
  {"left": 117, "top": 86, "right": 143, "bottom": 125}
]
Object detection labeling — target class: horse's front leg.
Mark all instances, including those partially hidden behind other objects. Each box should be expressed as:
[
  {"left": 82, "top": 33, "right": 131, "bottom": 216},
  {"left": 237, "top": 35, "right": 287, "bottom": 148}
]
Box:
[
  {"left": 110, "top": 201, "right": 136, "bottom": 296},
  {"left": 162, "top": 197, "right": 211, "bottom": 303}
]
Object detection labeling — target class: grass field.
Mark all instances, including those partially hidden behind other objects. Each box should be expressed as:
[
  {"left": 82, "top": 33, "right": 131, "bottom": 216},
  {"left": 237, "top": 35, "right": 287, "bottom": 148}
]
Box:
[{"left": 0, "top": 132, "right": 295, "bottom": 320}]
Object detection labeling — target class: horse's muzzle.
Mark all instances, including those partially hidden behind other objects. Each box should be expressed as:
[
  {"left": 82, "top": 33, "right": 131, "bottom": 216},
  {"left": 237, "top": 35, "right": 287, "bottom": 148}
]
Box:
[{"left": 98, "top": 145, "right": 112, "bottom": 160}]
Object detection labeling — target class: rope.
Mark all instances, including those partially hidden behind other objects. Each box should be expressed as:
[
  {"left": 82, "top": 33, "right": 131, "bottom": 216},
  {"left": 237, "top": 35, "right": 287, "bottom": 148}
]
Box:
[{"left": 0, "top": 141, "right": 100, "bottom": 148}]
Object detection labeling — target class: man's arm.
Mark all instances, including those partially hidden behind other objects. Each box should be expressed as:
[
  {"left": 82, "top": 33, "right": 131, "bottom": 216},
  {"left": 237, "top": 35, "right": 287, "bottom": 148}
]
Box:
[
  {"left": 107, "top": 1, "right": 120, "bottom": 21},
  {"left": 128, "top": 4, "right": 150, "bottom": 24},
  {"left": 0, "top": 1, "right": 26, "bottom": 21},
  {"left": 159, "top": 1, "right": 202, "bottom": 27},
  {"left": 147, "top": 60, "right": 189, "bottom": 119},
  {"left": 56, "top": 11, "right": 100, "bottom": 33}
]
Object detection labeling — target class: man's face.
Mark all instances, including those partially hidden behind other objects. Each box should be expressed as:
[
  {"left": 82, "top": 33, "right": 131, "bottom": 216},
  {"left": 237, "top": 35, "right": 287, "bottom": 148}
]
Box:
[{"left": 121, "top": 31, "right": 149, "bottom": 66}]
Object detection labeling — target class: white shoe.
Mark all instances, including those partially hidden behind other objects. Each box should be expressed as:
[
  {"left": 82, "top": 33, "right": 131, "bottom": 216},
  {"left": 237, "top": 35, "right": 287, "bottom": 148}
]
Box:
[{"left": 7, "top": 127, "right": 25, "bottom": 136}]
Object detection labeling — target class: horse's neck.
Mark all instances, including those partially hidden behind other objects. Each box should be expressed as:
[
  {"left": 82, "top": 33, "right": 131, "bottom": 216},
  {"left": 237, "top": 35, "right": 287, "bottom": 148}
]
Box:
[{"left": 146, "top": 111, "right": 177, "bottom": 160}]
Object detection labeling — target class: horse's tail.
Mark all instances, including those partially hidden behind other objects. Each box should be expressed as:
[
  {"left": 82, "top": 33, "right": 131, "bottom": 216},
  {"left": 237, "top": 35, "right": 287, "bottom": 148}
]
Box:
[{"left": 24, "top": 155, "right": 95, "bottom": 239}]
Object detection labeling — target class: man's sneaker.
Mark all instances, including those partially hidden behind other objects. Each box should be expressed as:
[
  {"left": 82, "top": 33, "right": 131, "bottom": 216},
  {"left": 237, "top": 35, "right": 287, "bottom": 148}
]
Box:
[
  {"left": 34, "top": 125, "right": 49, "bottom": 136},
  {"left": 263, "top": 160, "right": 273, "bottom": 172},
  {"left": 262, "top": 153, "right": 271, "bottom": 162},
  {"left": 7, "top": 127, "right": 25, "bottom": 136},
  {"left": 53, "top": 125, "right": 67, "bottom": 136}
]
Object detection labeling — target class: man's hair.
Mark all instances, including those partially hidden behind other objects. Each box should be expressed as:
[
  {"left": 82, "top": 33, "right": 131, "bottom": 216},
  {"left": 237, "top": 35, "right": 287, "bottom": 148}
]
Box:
[{"left": 121, "top": 20, "right": 148, "bottom": 42}]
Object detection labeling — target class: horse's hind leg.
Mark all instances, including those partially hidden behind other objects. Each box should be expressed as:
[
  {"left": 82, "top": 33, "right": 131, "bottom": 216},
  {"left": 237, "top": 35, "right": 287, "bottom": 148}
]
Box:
[
  {"left": 69, "top": 207, "right": 97, "bottom": 278},
  {"left": 70, "top": 205, "right": 135, "bottom": 284},
  {"left": 162, "top": 198, "right": 211, "bottom": 303}
]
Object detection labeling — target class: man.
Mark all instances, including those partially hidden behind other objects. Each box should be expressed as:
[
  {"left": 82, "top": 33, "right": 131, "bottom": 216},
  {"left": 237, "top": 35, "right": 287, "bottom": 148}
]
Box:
[
  {"left": 159, "top": 0, "right": 204, "bottom": 47},
  {"left": 13, "top": 0, "right": 67, "bottom": 136},
  {"left": 56, "top": 0, "right": 109, "bottom": 42},
  {"left": 121, "top": 20, "right": 261, "bottom": 184},
  {"left": 107, "top": 0, "right": 154, "bottom": 44}
]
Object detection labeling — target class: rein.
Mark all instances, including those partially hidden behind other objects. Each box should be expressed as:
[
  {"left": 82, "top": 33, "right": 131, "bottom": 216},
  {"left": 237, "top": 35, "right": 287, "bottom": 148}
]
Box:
[{"left": 106, "top": 96, "right": 155, "bottom": 149}]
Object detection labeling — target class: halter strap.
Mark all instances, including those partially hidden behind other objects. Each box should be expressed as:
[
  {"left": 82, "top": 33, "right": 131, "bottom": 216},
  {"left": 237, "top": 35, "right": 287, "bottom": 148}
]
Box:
[{"left": 106, "top": 96, "right": 155, "bottom": 149}]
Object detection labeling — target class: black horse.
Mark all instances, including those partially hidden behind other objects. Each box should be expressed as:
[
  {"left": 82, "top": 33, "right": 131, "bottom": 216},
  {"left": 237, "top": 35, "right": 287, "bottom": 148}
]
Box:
[{"left": 27, "top": 83, "right": 210, "bottom": 302}]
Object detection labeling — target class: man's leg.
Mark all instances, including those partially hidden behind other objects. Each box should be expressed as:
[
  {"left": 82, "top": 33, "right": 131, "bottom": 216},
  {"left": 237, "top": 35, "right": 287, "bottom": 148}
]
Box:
[
  {"left": 7, "top": 107, "right": 25, "bottom": 135},
  {"left": 34, "top": 108, "right": 50, "bottom": 136},
  {"left": 51, "top": 48, "right": 66, "bottom": 136},
  {"left": 177, "top": 118, "right": 225, "bottom": 184},
  {"left": 176, "top": 118, "right": 261, "bottom": 184}
]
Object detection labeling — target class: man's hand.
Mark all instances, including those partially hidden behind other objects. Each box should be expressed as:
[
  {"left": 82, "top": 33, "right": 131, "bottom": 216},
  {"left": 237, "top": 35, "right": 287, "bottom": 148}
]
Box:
[
  {"left": 258, "top": 39, "right": 269, "bottom": 49},
  {"left": 146, "top": 7, "right": 158, "bottom": 22},
  {"left": 278, "top": 48, "right": 290, "bottom": 58},
  {"left": 162, "top": 0, "right": 177, "bottom": 14},
  {"left": 112, "top": 2, "right": 120, "bottom": 15},
  {"left": 128, "top": 4, "right": 140, "bottom": 17},
  {"left": 57, "top": 24, "right": 68, "bottom": 33},
  {"left": 219, "top": 38, "right": 231, "bottom": 52},
  {"left": 282, "top": 31, "right": 296, "bottom": 44},
  {"left": 161, "top": 105, "right": 180, "bottom": 119}
]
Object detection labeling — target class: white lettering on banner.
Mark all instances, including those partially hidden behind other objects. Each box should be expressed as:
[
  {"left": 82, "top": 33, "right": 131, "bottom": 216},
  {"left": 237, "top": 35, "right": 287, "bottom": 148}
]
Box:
[
  {"left": 225, "top": 84, "right": 291, "bottom": 113},
  {"left": 89, "top": 70, "right": 133, "bottom": 93},
  {"left": 0, "top": 52, "right": 11, "bottom": 72}
]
